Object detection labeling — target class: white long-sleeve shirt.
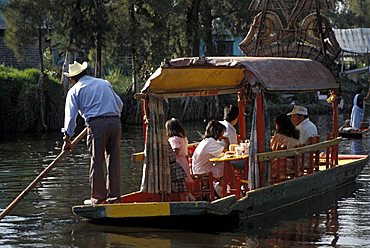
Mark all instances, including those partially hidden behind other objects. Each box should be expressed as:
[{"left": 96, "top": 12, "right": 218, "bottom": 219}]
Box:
[{"left": 63, "top": 75, "right": 123, "bottom": 136}]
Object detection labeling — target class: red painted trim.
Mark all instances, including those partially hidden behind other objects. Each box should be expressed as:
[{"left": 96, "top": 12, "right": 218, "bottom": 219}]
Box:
[{"left": 121, "top": 191, "right": 161, "bottom": 203}]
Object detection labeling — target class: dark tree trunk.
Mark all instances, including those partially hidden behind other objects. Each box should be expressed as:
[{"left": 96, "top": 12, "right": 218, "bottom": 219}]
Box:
[
  {"left": 203, "top": 2, "right": 215, "bottom": 55},
  {"left": 129, "top": 3, "right": 141, "bottom": 124},
  {"left": 38, "top": 28, "right": 47, "bottom": 131},
  {"left": 185, "top": 0, "right": 201, "bottom": 56},
  {"left": 95, "top": 33, "right": 102, "bottom": 78},
  {"left": 129, "top": 3, "right": 139, "bottom": 94}
]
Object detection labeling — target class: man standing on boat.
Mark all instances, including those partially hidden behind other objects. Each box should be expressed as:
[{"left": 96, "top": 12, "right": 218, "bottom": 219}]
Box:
[
  {"left": 287, "top": 105, "right": 318, "bottom": 145},
  {"left": 62, "top": 61, "right": 123, "bottom": 204},
  {"left": 350, "top": 87, "right": 366, "bottom": 130}
]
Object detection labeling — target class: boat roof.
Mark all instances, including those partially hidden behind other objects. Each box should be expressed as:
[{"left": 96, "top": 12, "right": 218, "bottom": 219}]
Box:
[{"left": 141, "top": 56, "right": 338, "bottom": 98}]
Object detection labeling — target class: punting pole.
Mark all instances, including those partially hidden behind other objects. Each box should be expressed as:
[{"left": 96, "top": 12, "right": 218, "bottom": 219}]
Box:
[{"left": 0, "top": 128, "right": 87, "bottom": 221}]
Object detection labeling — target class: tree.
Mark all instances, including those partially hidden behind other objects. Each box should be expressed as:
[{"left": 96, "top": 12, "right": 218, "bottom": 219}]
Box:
[
  {"left": 49, "top": 0, "right": 113, "bottom": 78},
  {"left": 329, "top": 0, "right": 370, "bottom": 28},
  {"left": 3, "top": 0, "right": 51, "bottom": 130}
]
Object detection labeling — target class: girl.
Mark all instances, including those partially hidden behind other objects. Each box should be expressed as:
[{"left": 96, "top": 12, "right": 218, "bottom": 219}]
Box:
[
  {"left": 165, "top": 118, "right": 195, "bottom": 201},
  {"left": 165, "top": 118, "right": 193, "bottom": 183},
  {"left": 191, "top": 120, "right": 228, "bottom": 179},
  {"left": 168, "top": 143, "right": 188, "bottom": 201}
]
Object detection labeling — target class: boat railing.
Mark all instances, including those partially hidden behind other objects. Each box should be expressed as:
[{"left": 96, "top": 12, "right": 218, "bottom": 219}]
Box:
[
  {"left": 257, "top": 137, "right": 341, "bottom": 162},
  {"left": 257, "top": 137, "right": 342, "bottom": 183}
]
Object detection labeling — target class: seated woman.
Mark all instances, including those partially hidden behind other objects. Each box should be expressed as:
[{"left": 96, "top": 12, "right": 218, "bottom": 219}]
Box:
[
  {"left": 271, "top": 114, "right": 300, "bottom": 150},
  {"left": 192, "top": 120, "right": 228, "bottom": 179},
  {"left": 270, "top": 114, "right": 300, "bottom": 177}
]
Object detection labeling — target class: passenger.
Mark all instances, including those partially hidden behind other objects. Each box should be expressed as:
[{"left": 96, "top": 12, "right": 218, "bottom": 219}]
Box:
[
  {"left": 165, "top": 118, "right": 195, "bottom": 201},
  {"left": 168, "top": 143, "right": 189, "bottom": 201},
  {"left": 339, "top": 119, "right": 351, "bottom": 131},
  {"left": 220, "top": 105, "right": 246, "bottom": 170},
  {"left": 165, "top": 118, "right": 193, "bottom": 183},
  {"left": 270, "top": 114, "right": 300, "bottom": 150},
  {"left": 219, "top": 105, "right": 240, "bottom": 145},
  {"left": 287, "top": 105, "right": 318, "bottom": 145},
  {"left": 192, "top": 120, "right": 228, "bottom": 179},
  {"left": 270, "top": 114, "right": 300, "bottom": 178},
  {"left": 350, "top": 87, "right": 366, "bottom": 130}
]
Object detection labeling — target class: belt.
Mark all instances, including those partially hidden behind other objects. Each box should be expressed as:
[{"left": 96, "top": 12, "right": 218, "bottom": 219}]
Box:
[{"left": 88, "top": 115, "right": 119, "bottom": 122}]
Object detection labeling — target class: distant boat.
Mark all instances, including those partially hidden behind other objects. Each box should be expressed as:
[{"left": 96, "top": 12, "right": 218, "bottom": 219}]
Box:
[{"left": 339, "top": 121, "right": 369, "bottom": 139}]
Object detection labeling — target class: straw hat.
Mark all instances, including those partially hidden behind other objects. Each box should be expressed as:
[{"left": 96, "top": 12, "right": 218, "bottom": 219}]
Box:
[
  {"left": 64, "top": 61, "right": 88, "bottom": 77},
  {"left": 287, "top": 105, "right": 308, "bottom": 115}
]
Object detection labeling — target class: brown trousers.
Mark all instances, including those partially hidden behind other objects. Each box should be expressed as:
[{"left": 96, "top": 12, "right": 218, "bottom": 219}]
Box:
[{"left": 87, "top": 117, "right": 122, "bottom": 201}]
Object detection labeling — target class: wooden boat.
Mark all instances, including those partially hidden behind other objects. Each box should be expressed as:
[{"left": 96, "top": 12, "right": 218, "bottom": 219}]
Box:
[
  {"left": 72, "top": 57, "right": 368, "bottom": 228},
  {"left": 339, "top": 122, "right": 369, "bottom": 139}
]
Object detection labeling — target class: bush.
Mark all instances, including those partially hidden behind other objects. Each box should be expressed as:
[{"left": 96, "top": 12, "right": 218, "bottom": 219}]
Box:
[{"left": 0, "top": 65, "right": 63, "bottom": 132}]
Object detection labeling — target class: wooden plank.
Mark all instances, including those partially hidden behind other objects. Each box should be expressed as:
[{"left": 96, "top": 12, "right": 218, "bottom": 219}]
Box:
[{"left": 257, "top": 137, "right": 342, "bottom": 162}]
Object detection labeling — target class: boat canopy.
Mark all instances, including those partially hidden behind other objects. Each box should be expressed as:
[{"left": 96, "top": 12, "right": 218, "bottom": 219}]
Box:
[{"left": 141, "top": 57, "right": 338, "bottom": 98}]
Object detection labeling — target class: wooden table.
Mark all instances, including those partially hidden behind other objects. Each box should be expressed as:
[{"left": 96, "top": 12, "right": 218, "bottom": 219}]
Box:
[{"left": 209, "top": 153, "right": 248, "bottom": 197}]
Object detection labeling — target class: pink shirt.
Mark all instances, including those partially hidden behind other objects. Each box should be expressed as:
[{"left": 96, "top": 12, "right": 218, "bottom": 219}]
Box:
[{"left": 168, "top": 136, "right": 193, "bottom": 183}]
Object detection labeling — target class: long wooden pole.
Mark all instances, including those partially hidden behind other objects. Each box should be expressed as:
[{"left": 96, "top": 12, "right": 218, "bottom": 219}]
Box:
[{"left": 0, "top": 128, "right": 87, "bottom": 220}]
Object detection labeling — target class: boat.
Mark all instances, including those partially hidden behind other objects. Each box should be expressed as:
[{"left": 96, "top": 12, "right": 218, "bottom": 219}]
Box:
[
  {"left": 72, "top": 57, "right": 368, "bottom": 229},
  {"left": 339, "top": 122, "right": 370, "bottom": 139}
]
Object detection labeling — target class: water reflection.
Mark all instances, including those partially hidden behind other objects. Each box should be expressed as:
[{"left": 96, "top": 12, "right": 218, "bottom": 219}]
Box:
[
  {"left": 237, "top": 182, "right": 358, "bottom": 247},
  {"left": 0, "top": 118, "right": 369, "bottom": 247}
]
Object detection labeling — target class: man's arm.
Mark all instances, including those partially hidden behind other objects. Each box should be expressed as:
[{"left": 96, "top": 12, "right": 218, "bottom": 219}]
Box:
[{"left": 365, "top": 88, "right": 370, "bottom": 101}]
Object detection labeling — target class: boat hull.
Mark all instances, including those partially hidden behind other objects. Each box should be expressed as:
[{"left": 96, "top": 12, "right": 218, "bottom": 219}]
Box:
[
  {"left": 72, "top": 155, "right": 368, "bottom": 227},
  {"left": 339, "top": 130, "right": 365, "bottom": 139},
  {"left": 233, "top": 155, "right": 368, "bottom": 217}
]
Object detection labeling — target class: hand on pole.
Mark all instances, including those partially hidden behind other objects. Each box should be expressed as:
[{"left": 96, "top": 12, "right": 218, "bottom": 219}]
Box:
[{"left": 62, "top": 135, "right": 72, "bottom": 151}]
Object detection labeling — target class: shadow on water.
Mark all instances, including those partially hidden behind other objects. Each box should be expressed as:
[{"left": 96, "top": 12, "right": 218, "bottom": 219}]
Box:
[{"left": 237, "top": 182, "right": 360, "bottom": 234}]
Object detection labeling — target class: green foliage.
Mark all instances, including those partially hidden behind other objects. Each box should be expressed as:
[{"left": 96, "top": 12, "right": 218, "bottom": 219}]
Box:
[
  {"left": 104, "top": 67, "right": 132, "bottom": 94},
  {"left": 330, "top": 0, "right": 370, "bottom": 27},
  {"left": 0, "top": 65, "right": 63, "bottom": 132},
  {"left": 3, "top": 0, "right": 50, "bottom": 60}
]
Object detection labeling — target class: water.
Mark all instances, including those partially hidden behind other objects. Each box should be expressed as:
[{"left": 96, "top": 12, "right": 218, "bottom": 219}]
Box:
[{"left": 0, "top": 117, "right": 369, "bottom": 247}]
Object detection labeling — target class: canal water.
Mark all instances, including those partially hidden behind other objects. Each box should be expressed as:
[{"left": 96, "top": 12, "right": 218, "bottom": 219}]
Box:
[{"left": 0, "top": 116, "right": 370, "bottom": 247}]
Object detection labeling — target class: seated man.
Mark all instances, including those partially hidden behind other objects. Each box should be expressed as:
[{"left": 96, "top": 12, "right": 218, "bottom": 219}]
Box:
[
  {"left": 287, "top": 105, "right": 318, "bottom": 145},
  {"left": 219, "top": 105, "right": 240, "bottom": 145}
]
